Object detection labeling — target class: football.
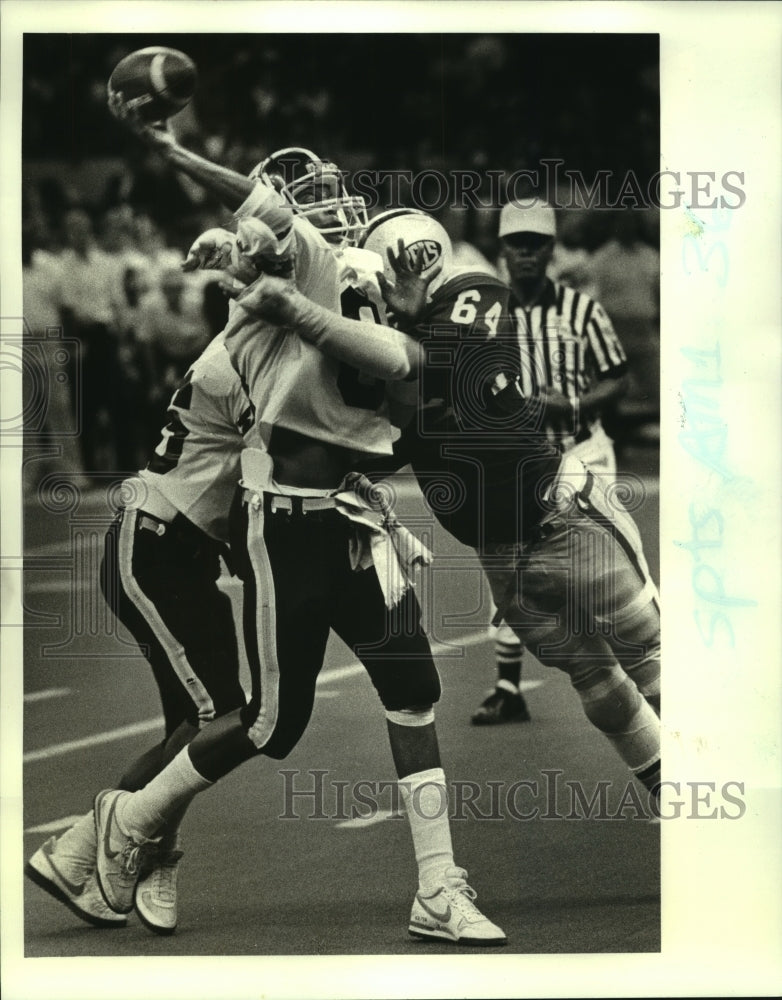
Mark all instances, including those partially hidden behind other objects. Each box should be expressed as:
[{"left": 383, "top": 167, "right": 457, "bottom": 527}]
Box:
[{"left": 108, "top": 46, "right": 197, "bottom": 122}]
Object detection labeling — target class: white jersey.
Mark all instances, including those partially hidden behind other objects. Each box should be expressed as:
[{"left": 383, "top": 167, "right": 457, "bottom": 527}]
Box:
[
  {"left": 223, "top": 184, "right": 394, "bottom": 458},
  {"left": 333, "top": 244, "right": 389, "bottom": 322},
  {"left": 139, "top": 333, "right": 260, "bottom": 542}
]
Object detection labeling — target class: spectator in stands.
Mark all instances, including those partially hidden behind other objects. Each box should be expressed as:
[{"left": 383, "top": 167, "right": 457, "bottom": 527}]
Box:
[
  {"left": 135, "top": 267, "right": 210, "bottom": 419},
  {"left": 99, "top": 204, "right": 138, "bottom": 257},
  {"left": 56, "top": 208, "right": 124, "bottom": 475},
  {"left": 114, "top": 259, "right": 157, "bottom": 469},
  {"left": 586, "top": 210, "right": 660, "bottom": 442},
  {"left": 548, "top": 208, "right": 599, "bottom": 298},
  {"left": 440, "top": 205, "right": 498, "bottom": 275},
  {"left": 22, "top": 222, "right": 86, "bottom": 485},
  {"left": 134, "top": 214, "right": 186, "bottom": 272}
]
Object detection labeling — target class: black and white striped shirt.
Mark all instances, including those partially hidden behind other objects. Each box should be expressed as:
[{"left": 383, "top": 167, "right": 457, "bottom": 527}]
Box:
[{"left": 509, "top": 278, "right": 627, "bottom": 450}]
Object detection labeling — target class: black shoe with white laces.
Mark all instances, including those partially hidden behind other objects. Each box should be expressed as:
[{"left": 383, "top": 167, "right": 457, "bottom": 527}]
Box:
[{"left": 471, "top": 687, "right": 530, "bottom": 726}]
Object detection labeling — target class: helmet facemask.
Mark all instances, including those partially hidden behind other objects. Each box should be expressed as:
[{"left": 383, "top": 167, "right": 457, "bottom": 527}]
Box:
[{"left": 250, "top": 147, "right": 368, "bottom": 247}]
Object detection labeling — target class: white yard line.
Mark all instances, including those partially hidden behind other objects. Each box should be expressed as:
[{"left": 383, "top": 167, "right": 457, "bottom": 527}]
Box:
[
  {"left": 22, "top": 629, "right": 526, "bottom": 761},
  {"left": 25, "top": 815, "right": 87, "bottom": 835},
  {"left": 314, "top": 629, "right": 493, "bottom": 687},
  {"left": 315, "top": 662, "right": 368, "bottom": 686},
  {"left": 23, "top": 717, "right": 165, "bottom": 763},
  {"left": 23, "top": 628, "right": 544, "bottom": 839},
  {"left": 336, "top": 809, "right": 402, "bottom": 830},
  {"left": 24, "top": 688, "right": 72, "bottom": 703}
]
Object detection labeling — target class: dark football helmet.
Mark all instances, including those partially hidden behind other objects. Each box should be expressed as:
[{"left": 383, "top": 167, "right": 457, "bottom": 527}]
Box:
[{"left": 250, "top": 147, "right": 368, "bottom": 247}]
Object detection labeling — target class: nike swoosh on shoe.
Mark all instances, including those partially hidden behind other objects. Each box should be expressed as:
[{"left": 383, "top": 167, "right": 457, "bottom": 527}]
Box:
[
  {"left": 101, "top": 794, "right": 122, "bottom": 860},
  {"left": 417, "top": 896, "right": 452, "bottom": 923},
  {"left": 42, "top": 838, "right": 88, "bottom": 897}
]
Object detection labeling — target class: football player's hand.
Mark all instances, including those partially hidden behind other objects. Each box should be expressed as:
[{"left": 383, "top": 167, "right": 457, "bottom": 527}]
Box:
[
  {"left": 182, "top": 228, "right": 237, "bottom": 272},
  {"left": 107, "top": 88, "right": 177, "bottom": 151},
  {"left": 183, "top": 225, "right": 266, "bottom": 287},
  {"left": 376, "top": 239, "right": 442, "bottom": 328},
  {"left": 221, "top": 273, "right": 297, "bottom": 325},
  {"left": 235, "top": 217, "right": 295, "bottom": 278}
]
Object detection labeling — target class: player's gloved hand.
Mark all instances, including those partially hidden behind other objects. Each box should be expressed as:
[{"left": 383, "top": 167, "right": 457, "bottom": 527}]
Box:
[
  {"left": 376, "top": 239, "right": 443, "bottom": 329},
  {"left": 107, "top": 87, "right": 177, "bottom": 152},
  {"left": 182, "top": 228, "right": 238, "bottom": 272},
  {"left": 183, "top": 225, "right": 269, "bottom": 290},
  {"left": 235, "top": 217, "right": 295, "bottom": 278},
  {"left": 220, "top": 273, "right": 297, "bottom": 324}
]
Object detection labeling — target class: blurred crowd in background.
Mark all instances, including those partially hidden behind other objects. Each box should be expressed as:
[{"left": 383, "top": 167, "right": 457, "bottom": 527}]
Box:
[{"left": 21, "top": 33, "right": 660, "bottom": 480}]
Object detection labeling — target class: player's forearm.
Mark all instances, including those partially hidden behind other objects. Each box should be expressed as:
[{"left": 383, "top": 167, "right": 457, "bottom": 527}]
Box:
[
  {"left": 160, "top": 143, "right": 254, "bottom": 210},
  {"left": 236, "top": 280, "right": 414, "bottom": 381},
  {"left": 297, "top": 303, "right": 413, "bottom": 380}
]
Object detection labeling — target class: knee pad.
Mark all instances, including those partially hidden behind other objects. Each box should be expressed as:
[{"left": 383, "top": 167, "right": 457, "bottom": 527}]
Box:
[
  {"left": 573, "top": 664, "right": 643, "bottom": 734},
  {"left": 385, "top": 705, "right": 435, "bottom": 727}
]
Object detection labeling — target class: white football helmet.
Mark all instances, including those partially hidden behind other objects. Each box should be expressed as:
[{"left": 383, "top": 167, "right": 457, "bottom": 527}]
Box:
[
  {"left": 360, "top": 208, "right": 454, "bottom": 297},
  {"left": 249, "top": 146, "right": 368, "bottom": 247}
]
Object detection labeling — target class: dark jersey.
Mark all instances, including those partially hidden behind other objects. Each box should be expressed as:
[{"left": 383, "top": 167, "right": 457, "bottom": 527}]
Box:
[{"left": 396, "top": 271, "right": 563, "bottom": 549}]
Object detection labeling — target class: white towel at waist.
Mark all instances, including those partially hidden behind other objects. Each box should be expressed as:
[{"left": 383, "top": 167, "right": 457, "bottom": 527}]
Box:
[{"left": 333, "top": 474, "right": 432, "bottom": 609}]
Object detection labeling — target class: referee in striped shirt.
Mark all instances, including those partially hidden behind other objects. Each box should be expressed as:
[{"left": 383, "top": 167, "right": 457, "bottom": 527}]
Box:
[{"left": 472, "top": 199, "right": 629, "bottom": 725}]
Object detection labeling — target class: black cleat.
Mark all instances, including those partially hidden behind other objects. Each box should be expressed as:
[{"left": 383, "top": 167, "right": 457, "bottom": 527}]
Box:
[{"left": 471, "top": 687, "right": 531, "bottom": 726}]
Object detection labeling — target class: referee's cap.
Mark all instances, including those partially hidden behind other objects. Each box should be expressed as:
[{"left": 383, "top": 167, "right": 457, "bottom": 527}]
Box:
[{"left": 498, "top": 200, "right": 556, "bottom": 238}]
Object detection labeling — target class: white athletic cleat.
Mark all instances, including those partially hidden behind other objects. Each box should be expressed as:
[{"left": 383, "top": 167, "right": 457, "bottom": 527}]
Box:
[
  {"left": 25, "top": 835, "right": 127, "bottom": 928},
  {"left": 135, "top": 848, "right": 183, "bottom": 935},
  {"left": 408, "top": 866, "right": 507, "bottom": 946},
  {"left": 93, "top": 789, "right": 155, "bottom": 915}
]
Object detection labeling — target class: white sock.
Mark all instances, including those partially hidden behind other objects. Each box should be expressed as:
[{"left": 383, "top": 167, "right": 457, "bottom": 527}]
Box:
[
  {"left": 399, "top": 767, "right": 455, "bottom": 889},
  {"left": 116, "top": 748, "right": 212, "bottom": 841}
]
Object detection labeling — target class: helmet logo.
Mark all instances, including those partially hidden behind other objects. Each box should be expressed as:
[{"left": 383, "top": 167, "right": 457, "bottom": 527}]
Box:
[{"left": 405, "top": 239, "right": 442, "bottom": 270}]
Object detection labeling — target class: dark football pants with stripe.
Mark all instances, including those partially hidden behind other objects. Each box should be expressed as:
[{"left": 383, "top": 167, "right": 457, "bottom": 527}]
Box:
[
  {"left": 100, "top": 509, "right": 246, "bottom": 738},
  {"left": 481, "top": 475, "right": 660, "bottom": 791},
  {"left": 230, "top": 496, "right": 441, "bottom": 760}
]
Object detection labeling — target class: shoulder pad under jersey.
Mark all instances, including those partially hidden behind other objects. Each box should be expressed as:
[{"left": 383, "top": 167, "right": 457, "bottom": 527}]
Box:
[{"left": 336, "top": 245, "right": 384, "bottom": 293}]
